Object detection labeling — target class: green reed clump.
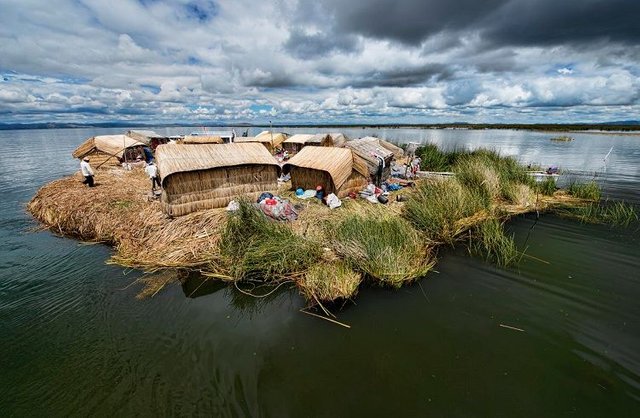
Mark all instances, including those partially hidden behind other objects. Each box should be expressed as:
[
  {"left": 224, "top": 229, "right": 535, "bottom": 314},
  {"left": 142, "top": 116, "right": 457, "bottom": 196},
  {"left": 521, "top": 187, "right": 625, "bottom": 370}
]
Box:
[
  {"left": 452, "top": 150, "right": 534, "bottom": 204},
  {"left": 403, "top": 178, "right": 489, "bottom": 242},
  {"left": 469, "top": 219, "right": 522, "bottom": 267},
  {"left": 568, "top": 180, "right": 602, "bottom": 201},
  {"left": 331, "top": 210, "right": 434, "bottom": 287},
  {"left": 415, "top": 144, "right": 465, "bottom": 172},
  {"left": 298, "top": 260, "right": 362, "bottom": 302},
  {"left": 535, "top": 177, "right": 557, "bottom": 196},
  {"left": 557, "top": 201, "right": 638, "bottom": 228},
  {"left": 220, "top": 200, "right": 320, "bottom": 280}
]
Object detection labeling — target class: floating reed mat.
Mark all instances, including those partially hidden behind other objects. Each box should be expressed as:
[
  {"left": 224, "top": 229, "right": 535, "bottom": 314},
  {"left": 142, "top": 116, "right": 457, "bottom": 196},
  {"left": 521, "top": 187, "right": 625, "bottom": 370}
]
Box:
[{"left": 27, "top": 151, "right": 605, "bottom": 305}]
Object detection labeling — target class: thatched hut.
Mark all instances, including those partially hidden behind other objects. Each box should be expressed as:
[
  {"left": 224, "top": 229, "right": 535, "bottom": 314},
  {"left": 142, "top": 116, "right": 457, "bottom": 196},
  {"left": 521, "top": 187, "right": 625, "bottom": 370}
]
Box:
[
  {"left": 155, "top": 143, "right": 280, "bottom": 216},
  {"left": 235, "top": 131, "right": 287, "bottom": 153},
  {"left": 72, "top": 135, "right": 146, "bottom": 168},
  {"left": 282, "top": 134, "right": 333, "bottom": 154},
  {"left": 345, "top": 137, "right": 402, "bottom": 182},
  {"left": 282, "top": 146, "right": 369, "bottom": 198}
]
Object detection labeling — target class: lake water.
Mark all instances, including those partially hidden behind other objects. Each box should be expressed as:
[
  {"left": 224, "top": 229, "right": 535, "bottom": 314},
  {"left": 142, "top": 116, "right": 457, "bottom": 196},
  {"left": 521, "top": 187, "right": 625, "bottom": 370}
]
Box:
[{"left": 1, "top": 127, "right": 639, "bottom": 416}]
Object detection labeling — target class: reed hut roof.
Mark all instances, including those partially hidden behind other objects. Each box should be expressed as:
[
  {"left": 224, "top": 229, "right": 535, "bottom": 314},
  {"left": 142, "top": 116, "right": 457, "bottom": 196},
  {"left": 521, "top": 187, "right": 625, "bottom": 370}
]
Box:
[
  {"left": 254, "top": 131, "right": 287, "bottom": 148},
  {"left": 232, "top": 136, "right": 258, "bottom": 144},
  {"left": 127, "top": 130, "right": 166, "bottom": 144},
  {"left": 283, "top": 146, "right": 366, "bottom": 190},
  {"left": 284, "top": 133, "right": 331, "bottom": 145},
  {"left": 284, "top": 134, "right": 315, "bottom": 144},
  {"left": 329, "top": 133, "right": 348, "bottom": 147},
  {"left": 178, "top": 135, "right": 223, "bottom": 144},
  {"left": 72, "top": 135, "right": 145, "bottom": 159},
  {"left": 155, "top": 142, "right": 279, "bottom": 180},
  {"left": 356, "top": 136, "right": 404, "bottom": 157}
]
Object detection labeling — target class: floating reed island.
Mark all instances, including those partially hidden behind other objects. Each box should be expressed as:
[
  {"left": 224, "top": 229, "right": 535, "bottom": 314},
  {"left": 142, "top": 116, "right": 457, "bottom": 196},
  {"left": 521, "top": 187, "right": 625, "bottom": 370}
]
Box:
[{"left": 28, "top": 138, "right": 637, "bottom": 305}]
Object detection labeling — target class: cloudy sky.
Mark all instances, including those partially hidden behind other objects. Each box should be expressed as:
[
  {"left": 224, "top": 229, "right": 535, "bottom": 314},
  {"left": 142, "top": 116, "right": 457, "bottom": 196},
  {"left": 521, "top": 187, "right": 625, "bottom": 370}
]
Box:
[{"left": 1, "top": 0, "right": 639, "bottom": 124}]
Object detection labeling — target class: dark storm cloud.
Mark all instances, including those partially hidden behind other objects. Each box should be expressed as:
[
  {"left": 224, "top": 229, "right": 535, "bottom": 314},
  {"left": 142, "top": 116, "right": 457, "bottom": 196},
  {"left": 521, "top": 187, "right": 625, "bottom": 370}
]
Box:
[
  {"left": 484, "top": 0, "right": 640, "bottom": 47},
  {"left": 284, "top": 29, "right": 360, "bottom": 59},
  {"left": 350, "top": 63, "right": 454, "bottom": 88},
  {"left": 297, "top": 0, "right": 508, "bottom": 46},
  {"left": 297, "top": 0, "right": 640, "bottom": 48}
]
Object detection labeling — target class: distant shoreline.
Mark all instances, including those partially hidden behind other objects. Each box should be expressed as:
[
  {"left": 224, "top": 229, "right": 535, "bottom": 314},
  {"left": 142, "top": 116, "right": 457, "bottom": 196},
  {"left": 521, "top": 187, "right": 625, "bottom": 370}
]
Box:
[{"left": 2, "top": 122, "right": 640, "bottom": 134}]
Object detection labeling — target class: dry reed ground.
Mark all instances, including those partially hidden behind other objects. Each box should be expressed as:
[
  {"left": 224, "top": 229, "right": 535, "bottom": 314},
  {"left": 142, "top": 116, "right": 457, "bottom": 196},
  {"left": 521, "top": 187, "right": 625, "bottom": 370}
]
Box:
[{"left": 28, "top": 168, "right": 585, "bottom": 303}]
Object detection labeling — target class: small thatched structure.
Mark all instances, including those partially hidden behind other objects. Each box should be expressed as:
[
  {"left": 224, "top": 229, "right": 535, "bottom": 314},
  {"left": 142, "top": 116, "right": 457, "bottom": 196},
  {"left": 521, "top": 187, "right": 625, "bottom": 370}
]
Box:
[
  {"left": 283, "top": 134, "right": 333, "bottom": 154},
  {"left": 329, "top": 133, "right": 348, "bottom": 148},
  {"left": 283, "top": 146, "right": 369, "bottom": 198},
  {"left": 155, "top": 143, "right": 280, "bottom": 216},
  {"left": 178, "top": 135, "right": 223, "bottom": 144},
  {"left": 72, "top": 135, "right": 146, "bottom": 168},
  {"left": 345, "top": 137, "right": 402, "bottom": 181},
  {"left": 235, "top": 131, "right": 287, "bottom": 153}
]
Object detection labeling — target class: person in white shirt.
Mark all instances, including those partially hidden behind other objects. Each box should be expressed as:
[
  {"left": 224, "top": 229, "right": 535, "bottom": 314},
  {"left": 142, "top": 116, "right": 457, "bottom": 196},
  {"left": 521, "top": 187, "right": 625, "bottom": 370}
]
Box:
[
  {"left": 80, "top": 157, "right": 95, "bottom": 187},
  {"left": 145, "top": 161, "right": 161, "bottom": 191}
]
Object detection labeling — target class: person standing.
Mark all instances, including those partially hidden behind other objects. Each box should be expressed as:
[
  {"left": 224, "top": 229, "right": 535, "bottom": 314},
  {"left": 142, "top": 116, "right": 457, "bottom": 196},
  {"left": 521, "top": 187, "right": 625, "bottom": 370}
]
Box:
[
  {"left": 145, "top": 161, "right": 161, "bottom": 191},
  {"left": 80, "top": 157, "right": 95, "bottom": 187}
]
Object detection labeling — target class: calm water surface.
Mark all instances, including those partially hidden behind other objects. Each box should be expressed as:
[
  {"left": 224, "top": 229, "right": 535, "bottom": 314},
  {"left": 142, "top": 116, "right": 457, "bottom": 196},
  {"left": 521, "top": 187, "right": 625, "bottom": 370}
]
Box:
[{"left": 0, "top": 127, "right": 639, "bottom": 416}]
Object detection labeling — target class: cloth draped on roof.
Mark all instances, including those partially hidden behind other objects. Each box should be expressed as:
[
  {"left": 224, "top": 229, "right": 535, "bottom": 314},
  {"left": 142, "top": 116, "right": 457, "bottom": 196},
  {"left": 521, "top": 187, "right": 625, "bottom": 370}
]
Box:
[
  {"left": 72, "top": 135, "right": 145, "bottom": 159},
  {"left": 155, "top": 142, "right": 279, "bottom": 180},
  {"left": 283, "top": 146, "right": 366, "bottom": 190}
]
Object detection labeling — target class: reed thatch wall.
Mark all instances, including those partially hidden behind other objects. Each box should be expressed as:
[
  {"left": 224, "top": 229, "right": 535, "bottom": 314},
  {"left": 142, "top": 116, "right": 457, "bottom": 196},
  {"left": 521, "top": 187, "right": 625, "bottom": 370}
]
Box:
[
  {"left": 283, "top": 146, "right": 368, "bottom": 198},
  {"left": 71, "top": 135, "right": 146, "bottom": 167},
  {"left": 161, "top": 165, "right": 279, "bottom": 216},
  {"left": 155, "top": 143, "right": 280, "bottom": 216}
]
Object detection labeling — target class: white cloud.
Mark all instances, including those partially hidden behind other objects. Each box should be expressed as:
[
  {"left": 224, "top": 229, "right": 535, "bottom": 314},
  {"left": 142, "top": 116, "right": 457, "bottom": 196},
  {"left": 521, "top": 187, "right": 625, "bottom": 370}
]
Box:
[{"left": 0, "top": 0, "right": 638, "bottom": 124}]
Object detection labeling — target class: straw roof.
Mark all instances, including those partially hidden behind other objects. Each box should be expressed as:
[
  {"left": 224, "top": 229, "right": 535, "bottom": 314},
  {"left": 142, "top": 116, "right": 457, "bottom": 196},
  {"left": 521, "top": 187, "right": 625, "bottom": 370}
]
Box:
[
  {"left": 283, "top": 146, "right": 365, "bottom": 190},
  {"left": 178, "top": 135, "right": 223, "bottom": 144},
  {"left": 127, "top": 130, "right": 166, "bottom": 144},
  {"left": 284, "top": 134, "right": 315, "bottom": 144},
  {"left": 155, "top": 142, "right": 279, "bottom": 180},
  {"left": 329, "top": 133, "right": 348, "bottom": 147},
  {"left": 254, "top": 131, "right": 287, "bottom": 148},
  {"left": 72, "top": 135, "right": 145, "bottom": 159},
  {"left": 357, "top": 136, "right": 405, "bottom": 157}
]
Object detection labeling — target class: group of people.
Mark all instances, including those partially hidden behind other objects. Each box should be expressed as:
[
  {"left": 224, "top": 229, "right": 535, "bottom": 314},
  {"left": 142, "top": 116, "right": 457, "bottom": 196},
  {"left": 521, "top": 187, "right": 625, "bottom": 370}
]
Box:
[{"left": 79, "top": 157, "right": 161, "bottom": 192}]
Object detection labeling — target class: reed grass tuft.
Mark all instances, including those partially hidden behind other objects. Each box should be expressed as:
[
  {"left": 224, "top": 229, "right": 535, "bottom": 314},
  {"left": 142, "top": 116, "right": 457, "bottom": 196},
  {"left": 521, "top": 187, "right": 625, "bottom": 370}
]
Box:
[
  {"left": 403, "top": 178, "right": 488, "bottom": 241},
  {"left": 331, "top": 208, "right": 434, "bottom": 287},
  {"left": 469, "top": 219, "right": 522, "bottom": 267},
  {"left": 535, "top": 177, "right": 557, "bottom": 196},
  {"left": 568, "top": 180, "right": 601, "bottom": 201},
  {"left": 556, "top": 200, "right": 638, "bottom": 227},
  {"left": 220, "top": 200, "right": 320, "bottom": 280},
  {"left": 298, "top": 261, "right": 362, "bottom": 302}
]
